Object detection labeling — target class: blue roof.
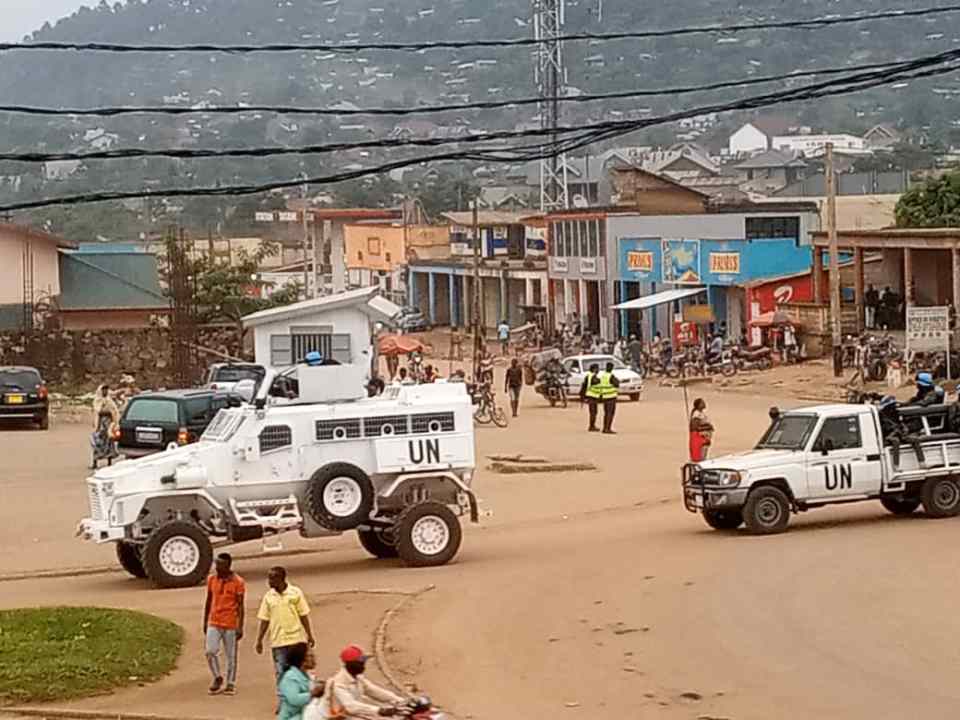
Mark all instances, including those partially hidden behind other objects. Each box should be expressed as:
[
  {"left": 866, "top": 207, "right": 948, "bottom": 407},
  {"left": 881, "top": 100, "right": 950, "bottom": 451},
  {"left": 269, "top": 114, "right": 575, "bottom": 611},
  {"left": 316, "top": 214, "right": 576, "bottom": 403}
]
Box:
[
  {"left": 76, "top": 243, "right": 144, "bottom": 253},
  {"left": 58, "top": 251, "right": 169, "bottom": 311}
]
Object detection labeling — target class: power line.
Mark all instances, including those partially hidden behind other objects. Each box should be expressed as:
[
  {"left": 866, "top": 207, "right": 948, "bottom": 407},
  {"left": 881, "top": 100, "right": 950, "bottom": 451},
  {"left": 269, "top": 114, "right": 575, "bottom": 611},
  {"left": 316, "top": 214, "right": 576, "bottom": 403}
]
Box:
[
  {"left": 0, "top": 56, "right": 927, "bottom": 119},
  {"left": 4, "top": 47, "right": 959, "bottom": 166},
  {"left": 1, "top": 56, "right": 954, "bottom": 213},
  {"left": 2, "top": 5, "right": 958, "bottom": 54}
]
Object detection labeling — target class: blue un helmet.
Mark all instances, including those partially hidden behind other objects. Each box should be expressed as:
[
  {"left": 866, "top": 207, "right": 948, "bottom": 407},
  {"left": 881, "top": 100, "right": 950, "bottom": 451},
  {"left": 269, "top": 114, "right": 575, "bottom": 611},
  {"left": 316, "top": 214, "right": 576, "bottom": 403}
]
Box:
[
  {"left": 917, "top": 372, "right": 934, "bottom": 388},
  {"left": 305, "top": 351, "right": 324, "bottom": 366},
  {"left": 878, "top": 395, "right": 898, "bottom": 411}
]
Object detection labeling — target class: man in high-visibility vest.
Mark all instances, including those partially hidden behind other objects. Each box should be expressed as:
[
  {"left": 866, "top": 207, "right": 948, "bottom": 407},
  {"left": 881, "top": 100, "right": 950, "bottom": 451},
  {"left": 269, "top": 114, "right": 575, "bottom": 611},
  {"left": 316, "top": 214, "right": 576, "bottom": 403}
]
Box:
[
  {"left": 598, "top": 361, "right": 621, "bottom": 434},
  {"left": 579, "top": 363, "right": 602, "bottom": 432}
]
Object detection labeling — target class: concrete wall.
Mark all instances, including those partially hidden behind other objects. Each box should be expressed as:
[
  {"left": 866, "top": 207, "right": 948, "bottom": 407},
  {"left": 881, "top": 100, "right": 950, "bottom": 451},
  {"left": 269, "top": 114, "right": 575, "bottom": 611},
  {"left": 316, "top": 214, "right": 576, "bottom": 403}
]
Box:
[
  {"left": 345, "top": 224, "right": 405, "bottom": 272},
  {"left": 0, "top": 232, "right": 61, "bottom": 304},
  {"left": 0, "top": 326, "right": 243, "bottom": 390}
]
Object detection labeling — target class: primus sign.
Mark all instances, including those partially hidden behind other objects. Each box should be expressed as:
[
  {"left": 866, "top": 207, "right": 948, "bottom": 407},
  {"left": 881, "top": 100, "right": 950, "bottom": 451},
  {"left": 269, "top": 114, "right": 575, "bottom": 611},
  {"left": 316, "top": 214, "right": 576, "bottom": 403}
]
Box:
[
  {"left": 625, "top": 250, "right": 654, "bottom": 272},
  {"left": 708, "top": 252, "right": 741, "bottom": 275}
]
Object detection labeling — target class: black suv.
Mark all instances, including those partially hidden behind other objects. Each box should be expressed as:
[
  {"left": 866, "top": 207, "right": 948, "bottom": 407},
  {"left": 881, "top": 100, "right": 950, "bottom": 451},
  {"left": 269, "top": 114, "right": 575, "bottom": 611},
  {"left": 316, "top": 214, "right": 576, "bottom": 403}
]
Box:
[
  {"left": 117, "top": 389, "right": 239, "bottom": 458},
  {"left": 0, "top": 366, "right": 49, "bottom": 430}
]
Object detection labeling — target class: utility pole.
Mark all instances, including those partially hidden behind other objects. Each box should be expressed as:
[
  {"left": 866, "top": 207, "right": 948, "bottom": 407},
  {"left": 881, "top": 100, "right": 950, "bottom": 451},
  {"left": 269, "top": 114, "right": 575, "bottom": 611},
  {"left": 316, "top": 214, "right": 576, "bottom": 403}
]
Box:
[
  {"left": 472, "top": 199, "right": 482, "bottom": 379},
  {"left": 533, "top": 0, "right": 569, "bottom": 211},
  {"left": 300, "top": 181, "right": 310, "bottom": 299},
  {"left": 826, "top": 143, "right": 842, "bottom": 377}
]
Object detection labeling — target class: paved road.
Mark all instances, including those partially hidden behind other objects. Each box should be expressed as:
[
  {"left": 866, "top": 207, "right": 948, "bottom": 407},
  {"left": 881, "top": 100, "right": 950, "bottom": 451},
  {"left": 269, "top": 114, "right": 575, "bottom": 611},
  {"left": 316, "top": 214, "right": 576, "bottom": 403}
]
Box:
[{"left": 3, "top": 383, "right": 959, "bottom": 719}]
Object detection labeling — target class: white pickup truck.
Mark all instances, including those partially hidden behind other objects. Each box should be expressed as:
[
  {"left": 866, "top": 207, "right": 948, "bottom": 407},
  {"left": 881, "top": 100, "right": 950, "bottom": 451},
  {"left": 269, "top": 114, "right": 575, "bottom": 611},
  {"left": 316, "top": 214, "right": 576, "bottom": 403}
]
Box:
[
  {"left": 78, "top": 365, "right": 477, "bottom": 588},
  {"left": 682, "top": 402, "right": 960, "bottom": 534}
]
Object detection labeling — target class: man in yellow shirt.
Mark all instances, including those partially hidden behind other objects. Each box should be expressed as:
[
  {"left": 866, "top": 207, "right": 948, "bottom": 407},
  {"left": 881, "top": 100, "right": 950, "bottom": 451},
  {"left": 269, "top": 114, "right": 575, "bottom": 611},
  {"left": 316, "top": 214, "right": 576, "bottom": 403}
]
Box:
[{"left": 254, "top": 566, "right": 315, "bottom": 691}]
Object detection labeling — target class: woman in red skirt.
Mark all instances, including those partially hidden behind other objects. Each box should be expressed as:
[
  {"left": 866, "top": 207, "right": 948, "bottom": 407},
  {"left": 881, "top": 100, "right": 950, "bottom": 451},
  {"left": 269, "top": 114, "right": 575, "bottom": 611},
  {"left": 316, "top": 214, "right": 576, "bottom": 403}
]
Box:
[{"left": 689, "top": 398, "right": 714, "bottom": 462}]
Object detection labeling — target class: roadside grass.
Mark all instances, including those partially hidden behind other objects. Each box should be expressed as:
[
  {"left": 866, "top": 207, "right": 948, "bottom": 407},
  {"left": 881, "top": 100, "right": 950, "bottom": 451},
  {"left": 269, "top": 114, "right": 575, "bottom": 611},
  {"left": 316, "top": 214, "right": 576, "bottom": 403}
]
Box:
[{"left": 0, "top": 607, "right": 183, "bottom": 705}]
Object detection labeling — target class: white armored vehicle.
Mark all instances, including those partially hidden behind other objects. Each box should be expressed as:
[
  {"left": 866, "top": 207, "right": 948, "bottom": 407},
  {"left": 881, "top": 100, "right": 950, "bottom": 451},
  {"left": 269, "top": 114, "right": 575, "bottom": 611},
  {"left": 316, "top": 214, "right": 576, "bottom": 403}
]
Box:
[{"left": 78, "top": 365, "right": 478, "bottom": 588}]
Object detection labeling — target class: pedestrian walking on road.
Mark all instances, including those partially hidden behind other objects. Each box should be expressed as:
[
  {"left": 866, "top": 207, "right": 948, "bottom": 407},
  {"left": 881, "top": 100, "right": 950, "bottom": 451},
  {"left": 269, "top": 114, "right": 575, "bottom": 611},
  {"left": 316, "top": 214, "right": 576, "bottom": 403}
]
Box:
[
  {"left": 255, "top": 567, "right": 315, "bottom": 694},
  {"left": 505, "top": 357, "right": 524, "bottom": 418},
  {"left": 204, "top": 552, "right": 245, "bottom": 696},
  {"left": 689, "top": 398, "right": 714, "bottom": 462},
  {"left": 599, "top": 361, "right": 621, "bottom": 434},
  {"left": 277, "top": 643, "right": 324, "bottom": 720},
  {"left": 498, "top": 319, "right": 511, "bottom": 355},
  {"left": 580, "top": 363, "right": 601, "bottom": 432}
]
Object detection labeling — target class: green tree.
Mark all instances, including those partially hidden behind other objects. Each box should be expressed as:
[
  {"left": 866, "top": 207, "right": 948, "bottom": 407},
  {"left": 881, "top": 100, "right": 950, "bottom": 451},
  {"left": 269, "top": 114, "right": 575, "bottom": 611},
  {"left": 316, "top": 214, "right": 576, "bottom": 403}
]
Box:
[
  {"left": 161, "top": 238, "right": 301, "bottom": 340},
  {"left": 895, "top": 171, "right": 960, "bottom": 228}
]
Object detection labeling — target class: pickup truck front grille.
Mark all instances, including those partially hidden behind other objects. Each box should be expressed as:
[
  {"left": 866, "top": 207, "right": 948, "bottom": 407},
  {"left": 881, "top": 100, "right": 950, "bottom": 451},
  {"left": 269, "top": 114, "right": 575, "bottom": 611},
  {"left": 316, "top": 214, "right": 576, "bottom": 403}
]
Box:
[{"left": 682, "top": 464, "right": 703, "bottom": 487}]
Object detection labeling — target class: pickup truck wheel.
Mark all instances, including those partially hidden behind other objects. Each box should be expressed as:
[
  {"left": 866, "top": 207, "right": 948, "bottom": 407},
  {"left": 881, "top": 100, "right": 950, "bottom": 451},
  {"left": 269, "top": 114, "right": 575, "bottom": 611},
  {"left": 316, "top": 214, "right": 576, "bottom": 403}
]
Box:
[
  {"left": 116, "top": 541, "right": 147, "bottom": 578},
  {"left": 743, "top": 486, "right": 791, "bottom": 534},
  {"left": 142, "top": 521, "right": 212, "bottom": 588},
  {"left": 306, "top": 463, "right": 375, "bottom": 531},
  {"left": 395, "top": 502, "right": 462, "bottom": 567},
  {"left": 921, "top": 477, "right": 960, "bottom": 518},
  {"left": 880, "top": 497, "right": 922, "bottom": 516},
  {"left": 703, "top": 509, "right": 743, "bottom": 530},
  {"left": 357, "top": 528, "right": 399, "bottom": 559}
]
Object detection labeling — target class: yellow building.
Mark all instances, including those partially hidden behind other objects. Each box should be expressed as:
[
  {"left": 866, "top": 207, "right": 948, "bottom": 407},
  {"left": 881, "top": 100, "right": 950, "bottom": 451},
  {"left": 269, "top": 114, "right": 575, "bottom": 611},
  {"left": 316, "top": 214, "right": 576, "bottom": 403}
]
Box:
[{"left": 345, "top": 223, "right": 448, "bottom": 302}]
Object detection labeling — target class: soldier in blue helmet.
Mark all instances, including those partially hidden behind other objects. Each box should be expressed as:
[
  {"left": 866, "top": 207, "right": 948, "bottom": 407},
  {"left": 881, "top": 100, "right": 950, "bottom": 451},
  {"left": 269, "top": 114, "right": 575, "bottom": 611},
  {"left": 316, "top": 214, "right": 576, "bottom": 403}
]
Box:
[{"left": 907, "top": 372, "right": 945, "bottom": 407}]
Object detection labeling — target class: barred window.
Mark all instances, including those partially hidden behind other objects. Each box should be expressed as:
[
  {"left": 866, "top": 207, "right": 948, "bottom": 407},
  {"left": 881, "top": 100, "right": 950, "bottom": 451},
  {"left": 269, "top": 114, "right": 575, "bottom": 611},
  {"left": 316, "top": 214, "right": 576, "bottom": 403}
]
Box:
[
  {"left": 316, "top": 418, "right": 362, "bottom": 441},
  {"left": 259, "top": 425, "right": 292, "bottom": 453},
  {"left": 411, "top": 412, "right": 455, "bottom": 434}
]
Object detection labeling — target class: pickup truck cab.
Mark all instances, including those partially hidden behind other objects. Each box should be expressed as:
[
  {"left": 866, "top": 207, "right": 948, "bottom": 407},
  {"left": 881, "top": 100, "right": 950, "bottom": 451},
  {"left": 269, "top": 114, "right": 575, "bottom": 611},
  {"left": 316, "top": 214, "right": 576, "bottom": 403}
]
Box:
[{"left": 682, "top": 403, "right": 960, "bottom": 534}]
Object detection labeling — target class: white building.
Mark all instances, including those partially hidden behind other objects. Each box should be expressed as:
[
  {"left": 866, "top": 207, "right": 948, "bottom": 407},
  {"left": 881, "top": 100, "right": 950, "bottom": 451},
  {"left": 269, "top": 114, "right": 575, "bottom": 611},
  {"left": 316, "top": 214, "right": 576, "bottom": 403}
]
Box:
[
  {"left": 242, "top": 286, "right": 400, "bottom": 370},
  {"left": 772, "top": 133, "right": 870, "bottom": 156}
]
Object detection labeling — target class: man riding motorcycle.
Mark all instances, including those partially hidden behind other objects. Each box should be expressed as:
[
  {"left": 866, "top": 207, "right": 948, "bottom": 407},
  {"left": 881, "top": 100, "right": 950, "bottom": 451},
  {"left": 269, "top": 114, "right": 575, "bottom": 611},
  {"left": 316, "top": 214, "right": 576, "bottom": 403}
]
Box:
[{"left": 325, "top": 645, "right": 405, "bottom": 719}]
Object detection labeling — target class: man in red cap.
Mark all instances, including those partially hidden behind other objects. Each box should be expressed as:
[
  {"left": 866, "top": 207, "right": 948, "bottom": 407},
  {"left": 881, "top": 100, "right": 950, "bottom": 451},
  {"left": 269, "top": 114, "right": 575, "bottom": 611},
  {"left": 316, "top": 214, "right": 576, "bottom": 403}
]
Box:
[{"left": 326, "top": 644, "right": 405, "bottom": 718}]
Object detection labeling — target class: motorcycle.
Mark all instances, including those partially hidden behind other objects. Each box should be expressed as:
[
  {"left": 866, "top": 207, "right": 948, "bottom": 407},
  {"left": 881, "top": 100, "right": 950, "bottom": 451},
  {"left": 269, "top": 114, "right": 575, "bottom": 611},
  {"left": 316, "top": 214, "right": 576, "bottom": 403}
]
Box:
[
  {"left": 704, "top": 347, "right": 738, "bottom": 377},
  {"left": 398, "top": 696, "right": 447, "bottom": 719},
  {"left": 535, "top": 369, "right": 569, "bottom": 408},
  {"left": 732, "top": 345, "right": 773, "bottom": 371}
]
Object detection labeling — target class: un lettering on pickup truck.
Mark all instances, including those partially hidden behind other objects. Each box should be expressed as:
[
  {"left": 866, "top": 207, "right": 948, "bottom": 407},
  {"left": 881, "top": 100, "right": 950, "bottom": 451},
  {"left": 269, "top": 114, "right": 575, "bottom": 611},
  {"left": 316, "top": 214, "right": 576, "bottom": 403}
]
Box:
[{"left": 824, "top": 463, "right": 853, "bottom": 491}]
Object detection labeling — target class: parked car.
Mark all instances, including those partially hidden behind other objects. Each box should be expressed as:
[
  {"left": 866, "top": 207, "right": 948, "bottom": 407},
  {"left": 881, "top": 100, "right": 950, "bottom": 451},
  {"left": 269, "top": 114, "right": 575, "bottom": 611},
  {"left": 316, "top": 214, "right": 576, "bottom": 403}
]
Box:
[
  {"left": 0, "top": 366, "right": 49, "bottom": 430},
  {"left": 562, "top": 354, "right": 644, "bottom": 401},
  {"left": 117, "top": 389, "right": 240, "bottom": 458},
  {"left": 203, "top": 362, "right": 266, "bottom": 392},
  {"left": 398, "top": 308, "right": 432, "bottom": 332}
]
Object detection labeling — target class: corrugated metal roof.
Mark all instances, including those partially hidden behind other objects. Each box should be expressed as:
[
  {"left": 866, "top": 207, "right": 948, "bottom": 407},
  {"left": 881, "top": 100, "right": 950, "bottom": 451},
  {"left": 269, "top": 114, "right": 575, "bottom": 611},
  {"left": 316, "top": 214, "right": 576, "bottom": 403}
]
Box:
[{"left": 58, "top": 251, "right": 168, "bottom": 310}]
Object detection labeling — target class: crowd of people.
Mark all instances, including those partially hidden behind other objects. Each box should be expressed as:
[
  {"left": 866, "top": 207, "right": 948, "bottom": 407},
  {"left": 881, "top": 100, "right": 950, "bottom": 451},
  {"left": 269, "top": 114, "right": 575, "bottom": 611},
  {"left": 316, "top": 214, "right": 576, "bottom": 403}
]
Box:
[{"left": 203, "top": 556, "right": 406, "bottom": 719}]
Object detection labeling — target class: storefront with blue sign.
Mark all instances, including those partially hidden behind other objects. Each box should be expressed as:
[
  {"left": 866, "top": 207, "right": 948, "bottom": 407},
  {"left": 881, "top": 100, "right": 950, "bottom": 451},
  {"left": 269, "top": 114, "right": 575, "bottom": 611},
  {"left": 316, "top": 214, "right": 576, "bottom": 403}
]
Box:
[{"left": 609, "top": 207, "right": 819, "bottom": 341}]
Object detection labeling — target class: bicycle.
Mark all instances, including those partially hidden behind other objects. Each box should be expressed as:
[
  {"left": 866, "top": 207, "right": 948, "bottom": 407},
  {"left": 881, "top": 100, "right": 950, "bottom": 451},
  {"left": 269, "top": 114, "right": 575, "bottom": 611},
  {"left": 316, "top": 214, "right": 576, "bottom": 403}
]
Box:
[{"left": 472, "top": 382, "right": 508, "bottom": 427}]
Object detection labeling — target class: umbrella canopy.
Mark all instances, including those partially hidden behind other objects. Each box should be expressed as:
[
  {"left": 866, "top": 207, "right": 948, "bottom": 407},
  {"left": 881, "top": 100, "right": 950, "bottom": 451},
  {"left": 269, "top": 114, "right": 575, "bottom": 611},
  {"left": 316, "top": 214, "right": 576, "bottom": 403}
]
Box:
[
  {"left": 378, "top": 334, "right": 426, "bottom": 356},
  {"left": 750, "top": 310, "right": 798, "bottom": 327}
]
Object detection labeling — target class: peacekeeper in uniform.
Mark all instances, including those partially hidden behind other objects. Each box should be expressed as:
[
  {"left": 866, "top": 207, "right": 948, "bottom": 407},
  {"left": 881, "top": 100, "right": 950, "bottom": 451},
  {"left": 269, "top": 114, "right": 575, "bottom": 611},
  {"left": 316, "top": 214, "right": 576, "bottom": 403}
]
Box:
[
  {"left": 579, "top": 363, "right": 602, "bottom": 432},
  {"left": 597, "top": 361, "right": 621, "bottom": 434}
]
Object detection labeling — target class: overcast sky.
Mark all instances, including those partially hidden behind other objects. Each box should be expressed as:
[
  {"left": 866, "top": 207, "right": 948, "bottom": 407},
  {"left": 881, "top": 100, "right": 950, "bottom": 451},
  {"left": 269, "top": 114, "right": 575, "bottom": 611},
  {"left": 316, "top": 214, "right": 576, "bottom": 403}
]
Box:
[{"left": 0, "top": 1, "right": 97, "bottom": 42}]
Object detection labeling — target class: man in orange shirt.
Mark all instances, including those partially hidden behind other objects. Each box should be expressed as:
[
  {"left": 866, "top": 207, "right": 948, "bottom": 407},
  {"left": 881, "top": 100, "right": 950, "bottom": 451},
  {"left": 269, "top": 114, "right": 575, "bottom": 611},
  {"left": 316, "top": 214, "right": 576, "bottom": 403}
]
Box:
[{"left": 203, "top": 553, "right": 245, "bottom": 696}]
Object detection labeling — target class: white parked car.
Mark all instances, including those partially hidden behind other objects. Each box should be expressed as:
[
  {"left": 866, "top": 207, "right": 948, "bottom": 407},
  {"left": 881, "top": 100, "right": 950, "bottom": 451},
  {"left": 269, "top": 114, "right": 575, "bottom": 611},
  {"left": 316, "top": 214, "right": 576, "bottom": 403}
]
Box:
[
  {"left": 562, "top": 354, "right": 644, "bottom": 401},
  {"left": 78, "top": 365, "right": 478, "bottom": 588}
]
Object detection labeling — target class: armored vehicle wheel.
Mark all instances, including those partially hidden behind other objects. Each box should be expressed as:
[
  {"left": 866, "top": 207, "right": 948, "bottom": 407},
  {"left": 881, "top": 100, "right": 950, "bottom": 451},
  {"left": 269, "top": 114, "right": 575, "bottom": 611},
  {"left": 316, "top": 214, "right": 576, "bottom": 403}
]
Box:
[
  {"left": 116, "top": 541, "right": 147, "bottom": 578},
  {"left": 306, "top": 463, "right": 375, "bottom": 531},
  {"left": 743, "top": 486, "right": 791, "bottom": 535},
  {"left": 142, "top": 521, "right": 212, "bottom": 588},
  {"left": 922, "top": 476, "right": 960, "bottom": 518},
  {"left": 395, "top": 502, "right": 462, "bottom": 567},
  {"left": 880, "top": 497, "right": 922, "bottom": 516},
  {"left": 357, "top": 528, "right": 399, "bottom": 559},
  {"left": 703, "top": 509, "right": 743, "bottom": 530}
]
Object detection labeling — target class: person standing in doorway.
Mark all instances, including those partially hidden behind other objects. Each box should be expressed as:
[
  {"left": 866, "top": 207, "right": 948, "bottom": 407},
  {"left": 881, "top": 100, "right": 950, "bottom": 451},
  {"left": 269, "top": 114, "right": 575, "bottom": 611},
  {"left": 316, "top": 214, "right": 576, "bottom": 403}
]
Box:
[
  {"left": 598, "top": 361, "right": 621, "bottom": 434},
  {"left": 505, "top": 358, "right": 524, "bottom": 418},
  {"left": 865, "top": 284, "right": 879, "bottom": 330},
  {"left": 580, "top": 363, "right": 601, "bottom": 432},
  {"left": 204, "top": 553, "right": 245, "bottom": 696},
  {"left": 255, "top": 567, "right": 315, "bottom": 694},
  {"left": 627, "top": 334, "right": 644, "bottom": 373},
  {"left": 497, "top": 319, "right": 511, "bottom": 355},
  {"left": 689, "top": 398, "right": 714, "bottom": 462}
]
